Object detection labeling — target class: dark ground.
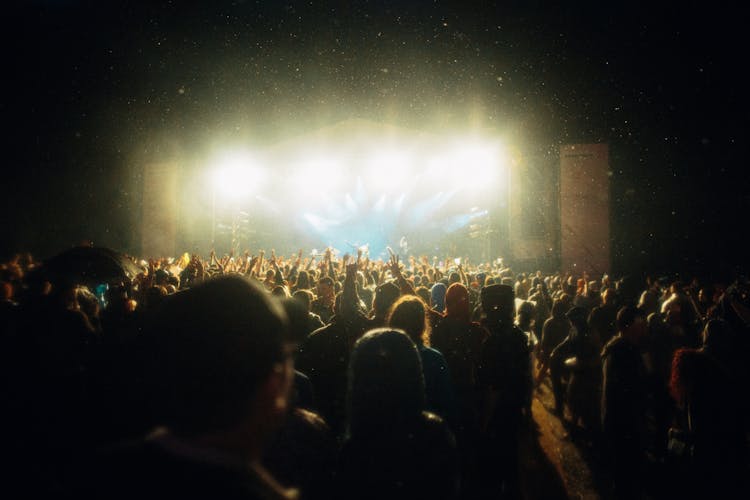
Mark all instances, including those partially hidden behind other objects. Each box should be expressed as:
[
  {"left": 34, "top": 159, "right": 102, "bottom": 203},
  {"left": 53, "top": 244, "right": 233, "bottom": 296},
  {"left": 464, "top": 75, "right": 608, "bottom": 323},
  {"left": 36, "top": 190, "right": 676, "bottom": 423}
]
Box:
[{"left": 522, "top": 382, "right": 602, "bottom": 500}]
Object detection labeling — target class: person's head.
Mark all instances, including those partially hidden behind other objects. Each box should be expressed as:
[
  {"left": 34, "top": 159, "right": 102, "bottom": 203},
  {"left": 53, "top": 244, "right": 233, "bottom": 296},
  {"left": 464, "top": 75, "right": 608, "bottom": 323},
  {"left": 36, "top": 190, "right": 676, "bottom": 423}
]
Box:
[
  {"left": 146, "top": 275, "right": 291, "bottom": 450},
  {"left": 448, "top": 272, "right": 461, "bottom": 285},
  {"left": 292, "top": 289, "right": 313, "bottom": 312},
  {"left": 445, "top": 282, "right": 470, "bottom": 323},
  {"left": 154, "top": 268, "right": 170, "bottom": 287},
  {"left": 430, "top": 282, "right": 447, "bottom": 312},
  {"left": 281, "top": 295, "right": 311, "bottom": 346},
  {"left": 387, "top": 295, "right": 429, "bottom": 346},
  {"left": 616, "top": 305, "right": 647, "bottom": 345},
  {"left": 271, "top": 284, "right": 290, "bottom": 298},
  {"left": 475, "top": 272, "right": 486, "bottom": 289},
  {"left": 316, "top": 276, "right": 335, "bottom": 303},
  {"left": 295, "top": 270, "right": 310, "bottom": 290},
  {"left": 347, "top": 328, "right": 425, "bottom": 437},
  {"left": 415, "top": 286, "right": 431, "bottom": 307},
  {"left": 517, "top": 300, "right": 535, "bottom": 329},
  {"left": 481, "top": 284, "right": 515, "bottom": 324},
  {"left": 565, "top": 306, "right": 588, "bottom": 334},
  {"left": 551, "top": 297, "right": 569, "bottom": 318},
  {"left": 372, "top": 281, "right": 400, "bottom": 319}
]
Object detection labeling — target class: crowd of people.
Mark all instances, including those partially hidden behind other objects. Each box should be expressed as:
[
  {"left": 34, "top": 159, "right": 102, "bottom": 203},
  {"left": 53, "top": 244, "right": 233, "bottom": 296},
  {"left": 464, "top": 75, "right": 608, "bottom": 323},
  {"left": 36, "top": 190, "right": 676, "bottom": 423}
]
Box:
[{"left": 1, "top": 246, "right": 748, "bottom": 499}]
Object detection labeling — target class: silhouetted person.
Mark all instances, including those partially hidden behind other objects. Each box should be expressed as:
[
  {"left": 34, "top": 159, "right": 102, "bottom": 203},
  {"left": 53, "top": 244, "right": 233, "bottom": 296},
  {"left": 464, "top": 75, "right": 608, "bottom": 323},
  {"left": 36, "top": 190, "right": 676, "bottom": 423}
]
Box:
[
  {"left": 589, "top": 288, "right": 618, "bottom": 346},
  {"left": 549, "top": 306, "right": 601, "bottom": 431},
  {"left": 536, "top": 297, "right": 571, "bottom": 386},
  {"left": 431, "top": 283, "right": 488, "bottom": 498},
  {"left": 72, "top": 275, "right": 298, "bottom": 500},
  {"left": 601, "top": 306, "right": 649, "bottom": 500},
  {"left": 296, "top": 264, "right": 370, "bottom": 437},
  {"left": 388, "top": 294, "right": 456, "bottom": 422},
  {"left": 264, "top": 408, "right": 337, "bottom": 500},
  {"left": 310, "top": 276, "right": 335, "bottom": 324},
  {"left": 669, "top": 320, "right": 747, "bottom": 497},
  {"left": 338, "top": 328, "right": 459, "bottom": 500},
  {"left": 477, "top": 284, "right": 530, "bottom": 499}
]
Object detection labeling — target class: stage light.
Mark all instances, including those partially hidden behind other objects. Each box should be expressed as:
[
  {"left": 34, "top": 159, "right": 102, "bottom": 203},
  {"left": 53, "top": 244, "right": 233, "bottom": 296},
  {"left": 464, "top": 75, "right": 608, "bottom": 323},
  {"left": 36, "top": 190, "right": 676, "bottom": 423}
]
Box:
[
  {"left": 292, "top": 156, "right": 341, "bottom": 194},
  {"left": 425, "top": 139, "right": 507, "bottom": 190},
  {"left": 367, "top": 149, "right": 413, "bottom": 191},
  {"left": 453, "top": 142, "right": 502, "bottom": 185},
  {"left": 212, "top": 150, "right": 265, "bottom": 199}
]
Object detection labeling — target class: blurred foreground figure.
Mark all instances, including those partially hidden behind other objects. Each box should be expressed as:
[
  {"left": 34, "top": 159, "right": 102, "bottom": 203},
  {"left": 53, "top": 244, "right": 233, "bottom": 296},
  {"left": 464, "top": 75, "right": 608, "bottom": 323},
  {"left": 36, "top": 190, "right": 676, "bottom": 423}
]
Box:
[
  {"left": 477, "top": 284, "right": 530, "bottom": 500},
  {"left": 338, "top": 328, "right": 459, "bottom": 500},
  {"left": 668, "top": 319, "right": 747, "bottom": 497},
  {"left": 601, "top": 306, "right": 648, "bottom": 500},
  {"left": 74, "top": 275, "right": 298, "bottom": 500}
]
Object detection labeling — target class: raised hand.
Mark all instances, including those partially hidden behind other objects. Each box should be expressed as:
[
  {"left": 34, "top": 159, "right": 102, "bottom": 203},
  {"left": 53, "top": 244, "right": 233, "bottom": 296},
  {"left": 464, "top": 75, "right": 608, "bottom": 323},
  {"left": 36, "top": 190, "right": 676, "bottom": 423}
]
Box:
[{"left": 388, "top": 252, "right": 401, "bottom": 278}]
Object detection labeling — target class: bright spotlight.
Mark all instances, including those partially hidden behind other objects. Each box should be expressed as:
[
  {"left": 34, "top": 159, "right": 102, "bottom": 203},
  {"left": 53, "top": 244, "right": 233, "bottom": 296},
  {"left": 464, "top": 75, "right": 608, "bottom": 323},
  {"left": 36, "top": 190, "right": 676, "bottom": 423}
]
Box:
[
  {"left": 431, "top": 140, "right": 507, "bottom": 189},
  {"left": 293, "top": 157, "right": 341, "bottom": 193},
  {"left": 212, "top": 151, "right": 265, "bottom": 199},
  {"left": 367, "top": 150, "right": 413, "bottom": 190},
  {"left": 424, "top": 139, "right": 507, "bottom": 190},
  {"left": 456, "top": 143, "right": 501, "bottom": 183}
]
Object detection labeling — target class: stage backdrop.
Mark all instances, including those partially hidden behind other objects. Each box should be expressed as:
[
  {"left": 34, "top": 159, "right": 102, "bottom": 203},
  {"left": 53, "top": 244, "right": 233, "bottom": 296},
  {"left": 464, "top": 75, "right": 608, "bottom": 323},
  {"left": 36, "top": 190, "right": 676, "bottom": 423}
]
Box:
[{"left": 559, "top": 144, "right": 610, "bottom": 275}]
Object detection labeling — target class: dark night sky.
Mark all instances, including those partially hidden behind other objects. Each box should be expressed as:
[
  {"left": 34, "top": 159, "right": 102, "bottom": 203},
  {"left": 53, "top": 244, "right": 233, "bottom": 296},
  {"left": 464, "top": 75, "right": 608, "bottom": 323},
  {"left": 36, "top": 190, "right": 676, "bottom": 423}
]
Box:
[{"left": 2, "top": 1, "right": 747, "bottom": 279}]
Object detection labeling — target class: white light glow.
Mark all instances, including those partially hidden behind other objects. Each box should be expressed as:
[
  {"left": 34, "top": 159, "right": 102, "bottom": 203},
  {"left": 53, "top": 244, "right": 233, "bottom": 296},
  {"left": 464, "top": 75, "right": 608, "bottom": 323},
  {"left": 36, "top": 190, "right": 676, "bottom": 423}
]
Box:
[
  {"left": 367, "top": 150, "right": 413, "bottom": 190},
  {"left": 212, "top": 151, "right": 265, "bottom": 199},
  {"left": 423, "top": 139, "right": 507, "bottom": 189},
  {"left": 292, "top": 156, "right": 342, "bottom": 193}
]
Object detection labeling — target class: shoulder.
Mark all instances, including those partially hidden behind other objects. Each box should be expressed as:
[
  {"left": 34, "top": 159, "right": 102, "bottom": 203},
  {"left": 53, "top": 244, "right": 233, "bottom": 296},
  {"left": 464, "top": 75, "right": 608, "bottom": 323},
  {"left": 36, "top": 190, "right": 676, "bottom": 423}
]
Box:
[
  {"left": 299, "top": 324, "right": 334, "bottom": 353},
  {"left": 421, "top": 345, "right": 447, "bottom": 363},
  {"left": 419, "top": 411, "right": 456, "bottom": 446},
  {"left": 601, "top": 335, "right": 631, "bottom": 359}
]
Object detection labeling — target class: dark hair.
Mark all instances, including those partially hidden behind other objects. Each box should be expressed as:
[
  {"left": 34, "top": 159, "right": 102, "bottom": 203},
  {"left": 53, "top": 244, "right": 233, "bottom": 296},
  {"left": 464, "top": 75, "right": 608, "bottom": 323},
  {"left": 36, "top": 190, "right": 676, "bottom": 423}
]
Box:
[
  {"left": 347, "top": 328, "right": 425, "bottom": 438},
  {"left": 292, "top": 289, "right": 313, "bottom": 310},
  {"left": 551, "top": 297, "right": 568, "bottom": 318},
  {"left": 296, "top": 270, "right": 310, "bottom": 290},
  {"left": 481, "top": 283, "right": 515, "bottom": 323},
  {"left": 415, "top": 286, "right": 431, "bottom": 307},
  {"left": 318, "top": 276, "right": 334, "bottom": 288},
  {"left": 373, "top": 281, "right": 400, "bottom": 317},
  {"left": 145, "top": 275, "right": 288, "bottom": 436}
]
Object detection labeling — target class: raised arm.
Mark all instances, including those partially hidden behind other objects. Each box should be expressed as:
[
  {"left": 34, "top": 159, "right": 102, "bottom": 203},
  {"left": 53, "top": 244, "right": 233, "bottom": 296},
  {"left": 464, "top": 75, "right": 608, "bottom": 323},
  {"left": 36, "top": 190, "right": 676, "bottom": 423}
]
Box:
[{"left": 387, "top": 248, "right": 415, "bottom": 296}]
